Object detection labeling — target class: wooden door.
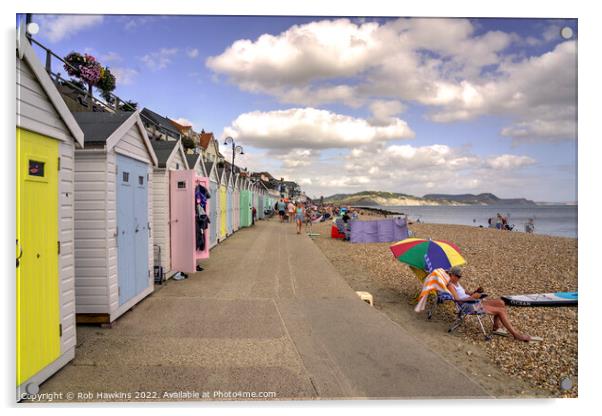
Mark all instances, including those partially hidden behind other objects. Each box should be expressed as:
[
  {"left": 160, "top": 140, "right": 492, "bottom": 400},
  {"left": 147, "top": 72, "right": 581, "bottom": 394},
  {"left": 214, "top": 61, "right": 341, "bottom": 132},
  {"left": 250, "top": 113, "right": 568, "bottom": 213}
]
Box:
[{"left": 16, "top": 128, "right": 60, "bottom": 385}]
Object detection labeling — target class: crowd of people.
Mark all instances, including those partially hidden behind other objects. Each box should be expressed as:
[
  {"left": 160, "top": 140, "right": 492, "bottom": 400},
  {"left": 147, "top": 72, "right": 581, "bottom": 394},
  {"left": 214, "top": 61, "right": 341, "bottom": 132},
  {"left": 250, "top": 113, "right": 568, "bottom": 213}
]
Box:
[{"left": 273, "top": 199, "right": 360, "bottom": 235}]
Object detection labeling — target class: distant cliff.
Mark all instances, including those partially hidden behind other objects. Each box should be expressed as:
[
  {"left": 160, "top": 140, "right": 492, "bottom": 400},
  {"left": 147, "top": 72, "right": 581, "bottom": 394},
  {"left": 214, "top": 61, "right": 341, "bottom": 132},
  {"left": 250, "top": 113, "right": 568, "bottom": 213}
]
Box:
[
  {"left": 423, "top": 193, "right": 537, "bottom": 206},
  {"left": 321, "top": 191, "right": 537, "bottom": 206}
]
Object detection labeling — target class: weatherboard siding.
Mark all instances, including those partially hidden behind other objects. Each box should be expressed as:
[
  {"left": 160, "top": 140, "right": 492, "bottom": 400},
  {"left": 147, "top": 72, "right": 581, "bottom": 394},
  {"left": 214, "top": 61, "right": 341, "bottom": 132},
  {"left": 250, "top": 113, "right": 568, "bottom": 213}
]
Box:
[
  {"left": 74, "top": 152, "right": 110, "bottom": 314},
  {"left": 114, "top": 124, "right": 152, "bottom": 165},
  {"left": 152, "top": 169, "right": 171, "bottom": 275},
  {"left": 16, "top": 59, "right": 71, "bottom": 142},
  {"left": 151, "top": 147, "right": 186, "bottom": 277},
  {"left": 58, "top": 141, "right": 76, "bottom": 353},
  {"left": 106, "top": 152, "right": 119, "bottom": 314}
]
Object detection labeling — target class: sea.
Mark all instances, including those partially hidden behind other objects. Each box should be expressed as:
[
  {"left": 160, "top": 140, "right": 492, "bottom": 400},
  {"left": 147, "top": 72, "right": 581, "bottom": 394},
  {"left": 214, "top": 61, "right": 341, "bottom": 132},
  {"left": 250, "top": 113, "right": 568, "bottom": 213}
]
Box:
[{"left": 361, "top": 205, "right": 577, "bottom": 239}]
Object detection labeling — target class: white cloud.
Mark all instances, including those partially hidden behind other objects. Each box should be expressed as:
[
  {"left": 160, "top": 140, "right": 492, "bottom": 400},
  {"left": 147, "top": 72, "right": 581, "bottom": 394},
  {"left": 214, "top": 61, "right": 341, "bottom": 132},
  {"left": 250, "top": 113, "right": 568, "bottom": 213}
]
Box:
[
  {"left": 111, "top": 67, "right": 139, "bottom": 86},
  {"left": 369, "top": 100, "right": 407, "bottom": 126},
  {"left": 486, "top": 154, "right": 536, "bottom": 169},
  {"left": 36, "top": 15, "right": 104, "bottom": 43},
  {"left": 123, "top": 16, "right": 161, "bottom": 31},
  {"left": 100, "top": 51, "right": 122, "bottom": 63},
  {"left": 222, "top": 107, "right": 415, "bottom": 150},
  {"left": 140, "top": 48, "right": 178, "bottom": 71},
  {"left": 286, "top": 144, "right": 540, "bottom": 198},
  {"left": 207, "top": 17, "right": 577, "bottom": 143},
  {"left": 500, "top": 119, "right": 576, "bottom": 141},
  {"left": 186, "top": 48, "right": 199, "bottom": 58}
]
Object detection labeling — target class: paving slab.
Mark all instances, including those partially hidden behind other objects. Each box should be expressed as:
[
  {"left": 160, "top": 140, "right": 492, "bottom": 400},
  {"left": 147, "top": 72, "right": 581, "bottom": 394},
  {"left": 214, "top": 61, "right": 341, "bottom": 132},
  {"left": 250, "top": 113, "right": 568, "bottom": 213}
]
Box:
[{"left": 35, "top": 219, "right": 490, "bottom": 401}]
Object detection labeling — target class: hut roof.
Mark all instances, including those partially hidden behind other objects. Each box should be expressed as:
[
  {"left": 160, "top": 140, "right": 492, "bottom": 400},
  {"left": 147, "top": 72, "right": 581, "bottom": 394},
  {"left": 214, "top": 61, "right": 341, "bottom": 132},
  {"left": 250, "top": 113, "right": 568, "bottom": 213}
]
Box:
[
  {"left": 72, "top": 111, "right": 135, "bottom": 145},
  {"left": 186, "top": 153, "right": 200, "bottom": 170},
  {"left": 150, "top": 139, "right": 180, "bottom": 168}
]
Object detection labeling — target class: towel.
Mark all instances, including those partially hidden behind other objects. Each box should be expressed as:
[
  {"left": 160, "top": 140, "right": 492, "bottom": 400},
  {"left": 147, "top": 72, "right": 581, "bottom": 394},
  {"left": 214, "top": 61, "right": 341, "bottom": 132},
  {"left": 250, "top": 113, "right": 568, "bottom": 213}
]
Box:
[{"left": 415, "top": 268, "right": 451, "bottom": 312}]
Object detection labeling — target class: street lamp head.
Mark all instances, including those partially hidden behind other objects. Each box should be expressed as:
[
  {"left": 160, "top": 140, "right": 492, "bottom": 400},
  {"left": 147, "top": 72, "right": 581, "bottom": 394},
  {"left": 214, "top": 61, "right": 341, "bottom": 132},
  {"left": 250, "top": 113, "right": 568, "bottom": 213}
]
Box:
[
  {"left": 224, "top": 136, "right": 234, "bottom": 146},
  {"left": 235, "top": 145, "right": 244, "bottom": 155}
]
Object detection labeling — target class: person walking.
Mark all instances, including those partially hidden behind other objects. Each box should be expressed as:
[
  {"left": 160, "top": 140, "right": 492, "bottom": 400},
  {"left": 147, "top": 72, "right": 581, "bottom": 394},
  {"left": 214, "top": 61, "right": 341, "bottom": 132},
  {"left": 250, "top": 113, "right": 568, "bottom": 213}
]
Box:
[
  {"left": 305, "top": 204, "right": 313, "bottom": 233},
  {"left": 287, "top": 200, "right": 295, "bottom": 224},
  {"left": 294, "top": 202, "right": 305, "bottom": 234},
  {"left": 277, "top": 199, "right": 286, "bottom": 223}
]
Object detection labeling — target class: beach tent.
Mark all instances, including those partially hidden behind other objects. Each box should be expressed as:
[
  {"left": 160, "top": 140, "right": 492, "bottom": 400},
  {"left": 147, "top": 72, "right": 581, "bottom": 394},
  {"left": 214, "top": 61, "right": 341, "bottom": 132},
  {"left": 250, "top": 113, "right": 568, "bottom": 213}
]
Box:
[
  {"left": 205, "top": 160, "right": 219, "bottom": 248},
  {"left": 16, "top": 25, "right": 84, "bottom": 396},
  {"left": 149, "top": 139, "right": 189, "bottom": 281},
  {"left": 72, "top": 111, "right": 158, "bottom": 324},
  {"left": 232, "top": 171, "right": 240, "bottom": 231},
  {"left": 217, "top": 167, "right": 228, "bottom": 241},
  {"left": 226, "top": 169, "right": 233, "bottom": 235},
  {"left": 350, "top": 218, "right": 409, "bottom": 243}
]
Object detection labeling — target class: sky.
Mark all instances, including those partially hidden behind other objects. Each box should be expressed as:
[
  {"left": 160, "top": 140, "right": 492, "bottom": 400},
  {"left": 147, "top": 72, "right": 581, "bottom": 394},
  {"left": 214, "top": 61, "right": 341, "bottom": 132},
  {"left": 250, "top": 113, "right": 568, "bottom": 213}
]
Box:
[{"left": 21, "top": 14, "right": 577, "bottom": 202}]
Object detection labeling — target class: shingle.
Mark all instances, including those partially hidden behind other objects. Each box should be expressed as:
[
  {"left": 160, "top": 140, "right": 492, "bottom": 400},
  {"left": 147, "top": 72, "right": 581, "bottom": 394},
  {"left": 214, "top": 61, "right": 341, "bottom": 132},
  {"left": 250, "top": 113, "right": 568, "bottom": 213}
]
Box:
[
  {"left": 73, "top": 111, "right": 135, "bottom": 144},
  {"left": 186, "top": 153, "right": 200, "bottom": 170},
  {"left": 149, "top": 139, "right": 180, "bottom": 168}
]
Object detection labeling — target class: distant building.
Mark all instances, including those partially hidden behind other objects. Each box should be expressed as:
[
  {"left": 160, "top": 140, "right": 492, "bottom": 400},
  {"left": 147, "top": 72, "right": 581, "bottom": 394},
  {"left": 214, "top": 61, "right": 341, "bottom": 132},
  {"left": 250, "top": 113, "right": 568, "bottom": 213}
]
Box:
[
  {"left": 198, "top": 130, "right": 223, "bottom": 163},
  {"left": 169, "top": 118, "right": 199, "bottom": 150}
]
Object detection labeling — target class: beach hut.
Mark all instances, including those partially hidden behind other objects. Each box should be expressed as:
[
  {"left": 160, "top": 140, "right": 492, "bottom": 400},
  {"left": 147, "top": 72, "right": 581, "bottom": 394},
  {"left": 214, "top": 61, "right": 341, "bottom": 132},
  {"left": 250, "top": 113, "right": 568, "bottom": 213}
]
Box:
[
  {"left": 16, "top": 26, "right": 84, "bottom": 396},
  {"left": 257, "top": 187, "right": 264, "bottom": 220},
  {"left": 232, "top": 170, "right": 240, "bottom": 232},
  {"left": 169, "top": 168, "right": 211, "bottom": 273},
  {"left": 206, "top": 160, "right": 219, "bottom": 248},
  {"left": 185, "top": 152, "right": 208, "bottom": 179},
  {"left": 71, "top": 110, "right": 158, "bottom": 325},
  {"left": 226, "top": 169, "right": 234, "bottom": 235},
  {"left": 149, "top": 139, "right": 189, "bottom": 281},
  {"left": 239, "top": 177, "right": 252, "bottom": 227},
  {"left": 218, "top": 167, "right": 228, "bottom": 240}
]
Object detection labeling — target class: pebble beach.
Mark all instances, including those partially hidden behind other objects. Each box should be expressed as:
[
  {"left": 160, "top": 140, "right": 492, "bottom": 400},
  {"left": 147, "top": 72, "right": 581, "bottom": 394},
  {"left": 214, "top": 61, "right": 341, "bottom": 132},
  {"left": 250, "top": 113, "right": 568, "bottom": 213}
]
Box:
[{"left": 310, "top": 213, "right": 578, "bottom": 397}]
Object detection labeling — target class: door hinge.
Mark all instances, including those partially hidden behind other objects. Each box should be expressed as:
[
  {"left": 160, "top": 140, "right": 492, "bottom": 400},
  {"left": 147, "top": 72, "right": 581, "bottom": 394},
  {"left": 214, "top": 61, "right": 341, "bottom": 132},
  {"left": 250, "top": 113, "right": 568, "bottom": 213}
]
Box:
[
  {"left": 58, "top": 157, "right": 61, "bottom": 170},
  {"left": 59, "top": 323, "right": 62, "bottom": 337},
  {"left": 118, "top": 286, "right": 121, "bottom": 296},
  {"left": 57, "top": 241, "right": 61, "bottom": 254}
]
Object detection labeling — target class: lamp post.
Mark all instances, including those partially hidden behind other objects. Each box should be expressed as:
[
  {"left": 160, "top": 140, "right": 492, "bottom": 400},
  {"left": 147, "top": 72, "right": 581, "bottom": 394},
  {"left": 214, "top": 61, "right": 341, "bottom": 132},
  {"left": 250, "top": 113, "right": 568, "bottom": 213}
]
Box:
[{"left": 224, "top": 137, "right": 243, "bottom": 177}]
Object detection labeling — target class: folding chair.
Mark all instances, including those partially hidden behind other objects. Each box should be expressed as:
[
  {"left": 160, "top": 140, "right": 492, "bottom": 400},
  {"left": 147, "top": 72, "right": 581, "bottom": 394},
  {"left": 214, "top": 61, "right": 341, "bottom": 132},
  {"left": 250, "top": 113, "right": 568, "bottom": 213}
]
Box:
[{"left": 427, "top": 291, "right": 494, "bottom": 341}]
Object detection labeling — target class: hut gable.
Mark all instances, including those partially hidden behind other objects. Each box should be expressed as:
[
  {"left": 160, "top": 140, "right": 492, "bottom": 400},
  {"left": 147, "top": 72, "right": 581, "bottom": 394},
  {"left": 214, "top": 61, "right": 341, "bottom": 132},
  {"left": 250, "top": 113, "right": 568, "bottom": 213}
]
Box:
[
  {"left": 72, "top": 111, "right": 158, "bottom": 166},
  {"left": 16, "top": 25, "right": 83, "bottom": 146},
  {"left": 186, "top": 153, "right": 208, "bottom": 177},
  {"left": 150, "top": 139, "right": 188, "bottom": 170},
  {"left": 206, "top": 160, "right": 219, "bottom": 183}
]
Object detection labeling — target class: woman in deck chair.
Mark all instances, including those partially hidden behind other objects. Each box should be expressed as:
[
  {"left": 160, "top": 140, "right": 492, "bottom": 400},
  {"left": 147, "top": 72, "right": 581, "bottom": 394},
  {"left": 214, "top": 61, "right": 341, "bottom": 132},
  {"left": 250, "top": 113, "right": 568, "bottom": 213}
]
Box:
[{"left": 446, "top": 266, "right": 540, "bottom": 342}]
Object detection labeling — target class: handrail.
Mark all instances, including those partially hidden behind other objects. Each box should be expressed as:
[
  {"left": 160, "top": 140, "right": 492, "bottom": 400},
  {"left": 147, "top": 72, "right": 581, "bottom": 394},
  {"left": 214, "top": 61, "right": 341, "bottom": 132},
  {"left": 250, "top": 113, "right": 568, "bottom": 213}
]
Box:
[{"left": 27, "top": 34, "right": 137, "bottom": 113}]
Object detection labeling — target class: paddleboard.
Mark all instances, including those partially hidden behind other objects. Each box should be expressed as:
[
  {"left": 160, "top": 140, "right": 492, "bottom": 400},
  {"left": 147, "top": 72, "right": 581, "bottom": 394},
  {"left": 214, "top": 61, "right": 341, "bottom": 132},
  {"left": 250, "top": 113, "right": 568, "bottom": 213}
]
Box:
[{"left": 501, "top": 291, "right": 577, "bottom": 307}]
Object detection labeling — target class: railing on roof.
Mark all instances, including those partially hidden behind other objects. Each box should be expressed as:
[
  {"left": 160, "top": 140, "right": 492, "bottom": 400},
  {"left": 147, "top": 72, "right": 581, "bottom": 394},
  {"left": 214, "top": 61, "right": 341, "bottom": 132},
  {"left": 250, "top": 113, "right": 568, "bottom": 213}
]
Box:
[
  {"left": 27, "top": 34, "right": 183, "bottom": 141},
  {"left": 27, "top": 34, "right": 138, "bottom": 113}
]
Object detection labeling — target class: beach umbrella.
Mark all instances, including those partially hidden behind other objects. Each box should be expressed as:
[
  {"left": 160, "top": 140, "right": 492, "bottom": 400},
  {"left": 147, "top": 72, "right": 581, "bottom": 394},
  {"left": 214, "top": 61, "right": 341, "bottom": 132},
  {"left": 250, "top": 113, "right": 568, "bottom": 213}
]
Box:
[{"left": 390, "top": 238, "right": 466, "bottom": 275}]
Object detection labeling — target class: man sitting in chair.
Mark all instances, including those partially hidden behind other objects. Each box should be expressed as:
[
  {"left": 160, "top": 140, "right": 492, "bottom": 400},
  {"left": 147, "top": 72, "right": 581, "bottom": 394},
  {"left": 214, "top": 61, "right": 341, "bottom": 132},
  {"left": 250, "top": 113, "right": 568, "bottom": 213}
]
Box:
[{"left": 446, "top": 266, "right": 538, "bottom": 342}]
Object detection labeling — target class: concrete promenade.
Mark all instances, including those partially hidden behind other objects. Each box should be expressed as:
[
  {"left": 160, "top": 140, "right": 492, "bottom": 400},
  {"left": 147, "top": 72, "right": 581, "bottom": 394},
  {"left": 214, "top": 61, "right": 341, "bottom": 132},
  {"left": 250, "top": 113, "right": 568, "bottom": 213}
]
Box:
[{"left": 39, "top": 218, "right": 489, "bottom": 401}]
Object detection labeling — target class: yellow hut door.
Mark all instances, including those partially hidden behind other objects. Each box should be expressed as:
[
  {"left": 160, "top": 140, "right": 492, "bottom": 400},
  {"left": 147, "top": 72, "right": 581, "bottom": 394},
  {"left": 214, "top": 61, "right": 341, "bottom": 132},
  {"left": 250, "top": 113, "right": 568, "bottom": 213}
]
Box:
[{"left": 16, "top": 128, "right": 60, "bottom": 385}]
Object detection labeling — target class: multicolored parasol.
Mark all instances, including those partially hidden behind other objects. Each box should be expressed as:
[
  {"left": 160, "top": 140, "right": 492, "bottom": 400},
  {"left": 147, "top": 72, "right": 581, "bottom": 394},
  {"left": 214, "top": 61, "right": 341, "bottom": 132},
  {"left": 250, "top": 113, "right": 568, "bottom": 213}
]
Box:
[{"left": 390, "top": 237, "right": 466, "bottom": 273}]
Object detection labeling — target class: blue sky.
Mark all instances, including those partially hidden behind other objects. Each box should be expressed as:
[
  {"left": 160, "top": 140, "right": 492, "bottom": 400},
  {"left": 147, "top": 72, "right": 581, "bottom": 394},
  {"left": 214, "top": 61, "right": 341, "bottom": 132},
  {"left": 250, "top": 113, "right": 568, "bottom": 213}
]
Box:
[{"left": 20, "top": 14, "right": 577, "bottom": 202}]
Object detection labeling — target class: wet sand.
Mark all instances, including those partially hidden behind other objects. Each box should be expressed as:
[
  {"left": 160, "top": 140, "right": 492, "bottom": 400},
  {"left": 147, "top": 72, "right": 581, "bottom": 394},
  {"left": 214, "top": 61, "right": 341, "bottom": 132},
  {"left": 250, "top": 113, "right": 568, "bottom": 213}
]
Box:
[{"left": 309, "top": 214, "right": 577, "bottom": 397}]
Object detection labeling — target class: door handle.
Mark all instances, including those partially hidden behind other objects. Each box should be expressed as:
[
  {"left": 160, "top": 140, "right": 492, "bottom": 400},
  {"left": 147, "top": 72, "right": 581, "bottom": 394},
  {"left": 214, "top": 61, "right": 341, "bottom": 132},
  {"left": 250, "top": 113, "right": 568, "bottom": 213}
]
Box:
[{"left": 16, "top": 239, "right": 23, "bottom": 268}]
